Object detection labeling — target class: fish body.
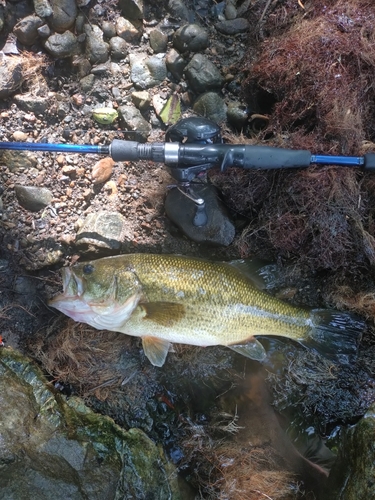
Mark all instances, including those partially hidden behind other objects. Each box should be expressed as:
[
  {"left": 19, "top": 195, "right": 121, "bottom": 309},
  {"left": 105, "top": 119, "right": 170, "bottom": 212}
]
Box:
[{"left": 49, "top": 254, "right": 363, "bottom": 367}]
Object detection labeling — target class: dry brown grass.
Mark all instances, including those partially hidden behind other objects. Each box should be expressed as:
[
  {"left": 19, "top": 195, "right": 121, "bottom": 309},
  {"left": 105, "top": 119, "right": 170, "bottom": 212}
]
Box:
[{"left": 30, "top": 318, "right": 132, "bottom": 399}]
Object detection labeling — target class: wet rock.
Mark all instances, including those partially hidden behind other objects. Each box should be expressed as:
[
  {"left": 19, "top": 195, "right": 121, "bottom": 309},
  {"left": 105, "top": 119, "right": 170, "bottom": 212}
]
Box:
[
  {"left": 184, "top": 54, "right": 224, "bottom": 93},
  {"left": 166, "top": 48, "right": 188, "bottom": 81},
  {"left": 2, "top": 150, "right": 38, "bottom": 173},
  {"left": 173, "top": 24, "right": 209, "bottom": 53},
  {"left": 227, "top": 101, "right": 249, "bottom": 130},
  {"left": 33, "top": 0, "right": 53, "bottom": 17},
  {"left": 130, "top": 53, "right": 167, "bottom": 89},
  {"left": 14, "top": 94, "right": 49, "bottom": 115},
  {"left": 168, "top": 0, "right": 190, "bottom": 21},
  {"left": 15, "top": 185, "right": 53, "bottom": 212},
  {"left": 215, "top": 18, "right": 250, "bottom": 35},
  {"left": 149, "top": 29, "right": 168, "bottom": 53},
  {"left": 0, "top": 6, "right": 3, "bottom": 32},
  {"left": 84, "top": 24, "right": 109, "bottom": 64},
  {"left": 193, "top": 92, "right": 227, "bottom": 123},
  {"left": 326, "top": 404, "right": 375, "bottom": 500},
  {"left": 0, "top": 55, "right": 23, "bottom": 99},
  {"left": 117, "top": 104, "right": 151, "bottom": 142},
  {"left": 109, "top": 36, "right": 128, "bottom": 60},
  {"left": 50, "top": 0, "right": 77, "bottom": 33},
  {"left": 118, "top": 0, "right": 143, "bottom": 20},
  {"left": 44, "top": 31, "right": 79, "bottom": 58},
  {"left": 165, "top": 184, "right": 235, "bottom": 246},
  {"left": 131, "top": 90, "right": 151, "bottom": 111},
  {"left": 75, "top": 211, "right": 133, "bottom": 250},
  {"left": 116, "top": 16, "right": 142, "bottom": 43},
  {"left": 0, "top": 348, "right": 183, "bottom": 500},
  {"left": 13, "top": 15, "right": 44, "bottom": 45}
]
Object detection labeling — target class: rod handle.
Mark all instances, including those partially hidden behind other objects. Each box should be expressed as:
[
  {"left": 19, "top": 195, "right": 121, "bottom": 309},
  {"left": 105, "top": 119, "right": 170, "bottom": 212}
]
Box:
[
  {"left": 364, "top": 153, "right": 375, "bottom": 170},
  {"left": 242, "top": 146, "right": 311, "bottom": 169}
]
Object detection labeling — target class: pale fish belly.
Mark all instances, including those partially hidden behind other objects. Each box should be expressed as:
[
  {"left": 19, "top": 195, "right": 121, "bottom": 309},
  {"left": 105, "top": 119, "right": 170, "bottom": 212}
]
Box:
[{"left": 116, "top": 302, "right": 311, "bottom": 347}]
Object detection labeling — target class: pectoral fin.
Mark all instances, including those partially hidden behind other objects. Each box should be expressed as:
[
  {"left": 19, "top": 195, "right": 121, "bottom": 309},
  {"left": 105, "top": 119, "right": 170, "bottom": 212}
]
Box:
[
  {"left": 228, "top": 338, "right": 267, "bottom": 362},
  {"left": 141, "top": 302, "right": 185, "bottom": 326},
  {"left": 142, "top": 336, "right": 171, "bottom": 367}
]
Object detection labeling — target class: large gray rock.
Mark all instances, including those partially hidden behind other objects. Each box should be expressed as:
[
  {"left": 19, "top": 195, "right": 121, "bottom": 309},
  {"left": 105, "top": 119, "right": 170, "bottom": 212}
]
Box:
[
  {"left": 0, "top": 348, "right": 183, "bottom": 500},
  {"left": 168, "top": 0, "right": 190, "bottom": 21},
  {"left": 15, "top": 185, "right": 53, "bottom": 212},
  {"left": 75, "top": 211, "right": 134, "bottom": 250},
  {"left": 33, "top": 0, "right": 53, "bottom": 17},
  {"left": 0, "top": 55, "right": 23, "bottom": 99},
  {"left": 13, "top": 15, "right": 44, "bottom": 45},
  {"left": 193, "top": 92, "right": 227, "bottom": 123},
  {"left": 173, "top": 24, "right": 209, "bottom": 53},
  {"left": 14, "top": 94, "right": 50, "bottom": 115},
  {"left": 50, "top": 0, "right": 77, "bottom": 33},
  {"left": 84, "top": 24, "right": 109, "bottom": 64},
  {"left": 118, "top": 0, "right": 143, "bottom": 20},
  {"left": 44, "top": 31, "right": 79, "bottom": 58},
  {"left": 117, "top": 104, "right": 151, "bottom": 142},
  {"left": 1, "top": 150, "right": 38, "bottom": 173},
  {"left": 215, "top": 18, "right": 250, "bottom": 35},
  {"left": 130, "top": 53, "right": 167, "bottom": 89},
  {"left": 184, "top": 54, "right": 224, "bottom": 94},
  {"left": 166, "top": 48, "right": 188, "bottom": 81}
]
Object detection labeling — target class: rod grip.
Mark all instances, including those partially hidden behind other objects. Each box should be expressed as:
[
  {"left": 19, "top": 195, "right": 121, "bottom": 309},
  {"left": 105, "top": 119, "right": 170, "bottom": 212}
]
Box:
[
  {"left": 110, "top": 140, "right": 140, "bottom": 161},
  {"left": 243, "top": 146, "right": 311, "bottom": 169},
  {"left": 364, "top": 153, "right": 375, "bottom": 170}
]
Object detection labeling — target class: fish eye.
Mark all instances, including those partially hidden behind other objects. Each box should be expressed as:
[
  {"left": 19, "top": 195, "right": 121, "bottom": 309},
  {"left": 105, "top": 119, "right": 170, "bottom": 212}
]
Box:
[{"left": 82, "top": 264, "right": 95, "bottom": 275}]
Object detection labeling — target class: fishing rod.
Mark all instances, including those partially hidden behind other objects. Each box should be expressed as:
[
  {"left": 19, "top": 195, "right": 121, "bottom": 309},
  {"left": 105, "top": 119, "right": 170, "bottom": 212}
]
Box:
[{"left": 1, "top": 117, "right": 375, "bottom": 230}]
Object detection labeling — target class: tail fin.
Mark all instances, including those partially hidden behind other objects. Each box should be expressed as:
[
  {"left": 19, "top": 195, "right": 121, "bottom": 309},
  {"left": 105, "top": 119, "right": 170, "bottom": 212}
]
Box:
[{"left": 302, "top": 309, "right": 364, "bottom": 361}]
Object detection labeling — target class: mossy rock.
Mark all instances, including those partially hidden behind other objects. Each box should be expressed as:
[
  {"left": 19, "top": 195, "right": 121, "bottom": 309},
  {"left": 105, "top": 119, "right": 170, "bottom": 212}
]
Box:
[
  {"left": 0, "top": 348, "right": 185, "bottom": 499},
  {"left": 326, "top": 404, "right": 375, "bottom": 500}
]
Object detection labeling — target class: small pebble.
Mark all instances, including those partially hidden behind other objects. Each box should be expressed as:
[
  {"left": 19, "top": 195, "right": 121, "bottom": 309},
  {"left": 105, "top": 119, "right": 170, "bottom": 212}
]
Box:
[{"left": 91, "top": 157, "right": 115, "bottom": 184}]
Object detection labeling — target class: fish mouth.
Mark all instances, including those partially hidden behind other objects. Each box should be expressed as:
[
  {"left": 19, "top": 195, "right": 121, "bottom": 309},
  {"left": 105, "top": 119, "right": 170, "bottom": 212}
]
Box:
[{"left": 49, "top": 267, "right": 84, "bottom": 305}]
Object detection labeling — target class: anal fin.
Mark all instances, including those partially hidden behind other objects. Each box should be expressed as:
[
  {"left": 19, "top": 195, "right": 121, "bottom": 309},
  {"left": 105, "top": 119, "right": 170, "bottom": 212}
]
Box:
[
  {"left": 228, "top": 338, "right": 267, "bottom": 362},
  {"left": 142, "top": 336, "right": 171, "bottom": 367}
]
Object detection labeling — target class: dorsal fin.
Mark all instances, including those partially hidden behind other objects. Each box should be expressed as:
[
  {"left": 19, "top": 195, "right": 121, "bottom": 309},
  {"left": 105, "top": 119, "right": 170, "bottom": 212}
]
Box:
[{"left": 228, "top": 258, "right": 278, "bottom": 290}]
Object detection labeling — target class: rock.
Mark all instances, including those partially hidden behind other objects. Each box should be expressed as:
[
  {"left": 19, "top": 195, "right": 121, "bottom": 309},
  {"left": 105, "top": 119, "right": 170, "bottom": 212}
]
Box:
[
  {"left": 116, "top": 16, "right": 142, "bottom": 43},
  {"left": 130, "top": 53, "right": 167, "bottom": 89},
  {"left": 2, "top": 150, "right": 38, "bottom": 173},
  {"left": 37, "top": 24, "right": 51, "bottom": 38},
  {"left": 165, "top": 184, "right": 235, "bottom": 246},
  {"left": 50, "top": 0, "right": 77, "bottom": 33},
  {"left": 84, "top": 24, "right": 109, "bottom": 64},
  {"left": 168, "top": 0, "right": 191, "bottom": 21},
  {"left": 193, "top": 92, "right": 227, "bottom": 123},
  {"left": 131, "top": 90, "right": 151, "bottom": 111},
  {"left": 91, "top": 157, "right": 115, "bottom": 184},
  {"left": 80, "top": 74, "right": 95, "bottom": 91},
  {"left": 101, "top": 20, "right": 116, "bottom": 38},
  {"left": 184, "top": 54, "right": 224, "bottom": 94},
  {"left": 166, "top": 48, "right": 188, "bottom": 80},
  {"left": 227, "top": 101, "right": 249, "bottom": 130},
  {"left": 149, "top": 29, "right": 168, "bottom": 54},
  {"left": 75, "top": 211, "right": 133, "bottom": 250},
  {"left": 13, "top": 15, "right": 44, "bottom": 45},
  {"left": 0, "top": 348, "right": 183, "bottom": 500},
  {"left": 225, "top": 0, "right": 237, "bottom": 20},
  {"left": 326, "top": 404, "right": 375, "bottom": 500},
  {"left": 109, "top": 36, "right": 128, "bottom": 60},
  {"left": 44, "top": 31, "right": 79, "bottom": 58},
  {"left": 0, "top": 55, "right": 22, "bottom": 99},
  {"left": 13, "top": 94, "right": 49, "bottom": 115},
  {"left": 118, "top": 0, "right": 143, "bottom": 20},
  {"left": 15, "top": 185, "right": 53, "bottom": 211},
  {"left": 33, "top": 0, "right": 53, "bottom": 18},
  {"left": 117, "top": 104, "right": 151, "bottom": 142},
  {"left": 215, "top": 18, "right": 250, "bottom": 35},
  {"left": 173, "top": 24, "right": 209, "bottom": 53},
  {"left": 12, "top": 131, "right": 28, "bottom": 141},
  {"left": 0, "top": 6, "right": 4, "bottom": 32}
]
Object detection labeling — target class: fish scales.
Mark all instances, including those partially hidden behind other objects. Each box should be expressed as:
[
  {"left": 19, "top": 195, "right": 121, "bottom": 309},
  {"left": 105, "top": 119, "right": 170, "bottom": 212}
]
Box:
[{"left": 49, "top": 253, "right": 364, "bottom": 367}]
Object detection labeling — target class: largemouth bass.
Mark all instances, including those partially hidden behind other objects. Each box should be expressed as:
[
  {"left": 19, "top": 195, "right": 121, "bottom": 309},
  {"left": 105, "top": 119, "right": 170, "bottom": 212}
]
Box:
[{"left": 49, "top": 254, "right": 363, "bottom": 367}]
